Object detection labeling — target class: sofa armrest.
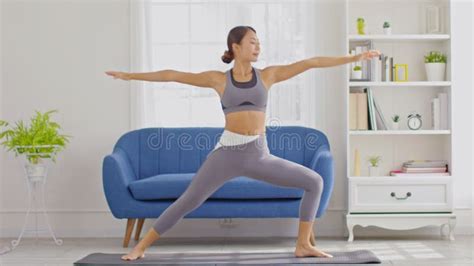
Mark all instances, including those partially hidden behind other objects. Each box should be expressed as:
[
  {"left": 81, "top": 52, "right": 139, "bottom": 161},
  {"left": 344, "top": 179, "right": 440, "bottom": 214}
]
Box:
[
  {"left": 102, "top": 148, "right": 138, "bottom": 218},
  {"left": 308, "top": 145, "right": 334, "bottom": 217}
]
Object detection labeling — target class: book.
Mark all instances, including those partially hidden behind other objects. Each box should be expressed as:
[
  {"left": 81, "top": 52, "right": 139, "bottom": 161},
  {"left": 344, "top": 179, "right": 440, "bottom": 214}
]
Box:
[
  {"left": 404, "top": 164, "right": 448, "bottom": 168},
  {"left": 431, "top": 97, "right": 440, "bottom": 130},
  {"left": 381, "top": 54, "right": 386, "bottom": 81},
  {"left": 390, "top": 170, "right": 450, "bottom": 177},
  {"left": 374, "top": 103, "right": 385, "bottom": 130},
  {"left": 373, "top": 55, "right": 382, "bottom": 81},
  {"left": 403, "top": 160, "right": 448, "bottom": 167},
  {"left": 438, "top": 93, "right": 448, "bottom": 130},
  {"left": 384, "top": 56, "right": 390, "bottom": 82},
  {"left": 373, "top": 97, "right": 388, "bottom": 130},
  {"left": 357, "top": 92, "right": 369, "bottom": 130},
  {"left": 365, "top": 88, "right": 377, "bottom": 130},
  {"left": 390, "top": 57, "right": 394, "bottom": 81},
  {"left": 402, "top": 167, "right": 447, "bottom": 173},
  {"left": 350, "top": 92, "right": 370, "bottom": 130}
]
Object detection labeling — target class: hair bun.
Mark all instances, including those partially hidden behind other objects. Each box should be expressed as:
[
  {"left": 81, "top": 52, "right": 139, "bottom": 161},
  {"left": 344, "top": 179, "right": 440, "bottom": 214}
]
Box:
[{"left": 221, "top": 50, "right": 234, "bottom": 64}]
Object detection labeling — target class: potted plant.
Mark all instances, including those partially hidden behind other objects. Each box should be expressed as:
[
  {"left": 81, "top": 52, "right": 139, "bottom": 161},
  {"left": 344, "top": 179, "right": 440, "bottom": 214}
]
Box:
[
  {"left": 0, "top": 110, "right": 72, "bottom": 182},
  {"left": 357, "top": 17, "right": 366, "bottom": 35},
  {"left": 391, "top": 114, "right": 400, "bottom": 130},
  {"left": 367, "top": 155, "right": 382, "bottom": 176},
  {"left": 424, "top": 51, "right": 447, "bottom": 81},
  {"left": 351, "top": 65, "right": 362, "bottom": 80},
  {"left": 383, "top": 21, "right": 391, "bottom": 34}
]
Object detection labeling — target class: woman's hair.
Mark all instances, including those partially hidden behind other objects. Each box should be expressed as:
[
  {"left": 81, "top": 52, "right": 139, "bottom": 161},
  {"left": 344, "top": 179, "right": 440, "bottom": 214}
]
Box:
[{"left": 221, "top": 26, "right": 256, "bottom": 64}]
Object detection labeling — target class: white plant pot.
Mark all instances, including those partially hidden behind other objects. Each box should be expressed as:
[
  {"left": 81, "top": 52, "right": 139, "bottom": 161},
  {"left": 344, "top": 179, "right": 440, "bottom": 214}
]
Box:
[
  {"left": 392, "top": 121, "right": 400, "bottom": 130},
  {"left": 351, "top": 70, "right": 362, "bottom": 80},
  {"left": 383, "top": 27, "right": 391, "bottom": 34},
  {"left": 368, "top": 165, "right": 379, "bottom": 177},
  {"left": 25, "top": 162, "right": 47, "bottom": 182},
  {"left": 425, "top": 63, "right": 446, "bottom": 81}
]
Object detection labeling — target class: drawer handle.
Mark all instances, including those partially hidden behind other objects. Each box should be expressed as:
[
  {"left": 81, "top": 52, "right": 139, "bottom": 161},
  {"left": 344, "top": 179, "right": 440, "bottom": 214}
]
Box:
[{"left": 390, "top": 192, "right": 412, "bottom": 200}]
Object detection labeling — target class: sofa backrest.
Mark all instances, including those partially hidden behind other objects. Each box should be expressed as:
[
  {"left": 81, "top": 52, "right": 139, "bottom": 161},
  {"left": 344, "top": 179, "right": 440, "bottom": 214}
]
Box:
[{"left": 113, "top": 126, "right": 330, "bottom": 180}]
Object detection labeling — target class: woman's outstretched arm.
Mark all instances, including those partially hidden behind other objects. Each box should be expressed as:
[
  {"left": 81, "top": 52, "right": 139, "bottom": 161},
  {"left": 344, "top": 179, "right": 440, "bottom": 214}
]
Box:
[
  {"left": 105, "top": 70, "right": 223, "bottom": 89},
  {"left": 262, "top": 50, "right": 380, "bottom": 88}
]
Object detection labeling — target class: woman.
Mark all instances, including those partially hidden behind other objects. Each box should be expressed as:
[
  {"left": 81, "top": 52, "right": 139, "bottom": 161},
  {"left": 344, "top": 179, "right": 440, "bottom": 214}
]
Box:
[{"left": 106, "top": 26, "right": 380, "bottom": 261}]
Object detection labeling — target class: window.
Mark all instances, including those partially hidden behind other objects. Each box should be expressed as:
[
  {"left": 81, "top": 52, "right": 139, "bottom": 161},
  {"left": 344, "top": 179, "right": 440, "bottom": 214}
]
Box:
[{"left": 131, "top": 0, "right": 321, "bottom": 129}]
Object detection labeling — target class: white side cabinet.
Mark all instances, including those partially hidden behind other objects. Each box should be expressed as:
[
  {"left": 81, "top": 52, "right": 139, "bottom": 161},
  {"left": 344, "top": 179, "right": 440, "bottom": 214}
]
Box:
[
  {"left": 344, "top": 0, "right": 456, "bottom": 241},
  {"left": 347, "top": 176, "right": 456, "bottom": 241}
]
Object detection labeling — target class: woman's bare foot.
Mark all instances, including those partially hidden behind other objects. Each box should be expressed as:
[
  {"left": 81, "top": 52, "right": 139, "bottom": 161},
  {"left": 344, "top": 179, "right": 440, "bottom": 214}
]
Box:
[
  {"left": 294, "top": 242, "right": 333, "bottom": 258},
  {"left": 121, "top": 246, "right": 145, "bottom": 261}
]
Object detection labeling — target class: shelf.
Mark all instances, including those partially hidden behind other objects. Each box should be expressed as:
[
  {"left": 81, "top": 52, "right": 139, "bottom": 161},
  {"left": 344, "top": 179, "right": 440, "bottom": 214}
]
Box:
[
  {"left": 348, "top": 175, "right": 452, "bottom": 179},
  {"left": 349, "top": 130, "right": 451, "bottom": 135},
  {"left": 347, "top": 213, "right": 455, "bottom": 217},
  {"left": 348, "top": 34, "right": 450, "bottom": 42},
  {"left": 349, "top": 81, "right": 451, "bottom": 87}
]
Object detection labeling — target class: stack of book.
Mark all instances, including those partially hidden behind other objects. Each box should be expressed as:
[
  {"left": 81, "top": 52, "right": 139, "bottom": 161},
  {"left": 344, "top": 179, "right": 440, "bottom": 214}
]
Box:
[
  {"left": 390, "top": 160, "right": 449, "bottom": 176},
  {"left": 372, "top": 53, "right": 394, "bottom": 82},
  {"left": 349, "top": 87, "right": 388, "bottom": 130}
]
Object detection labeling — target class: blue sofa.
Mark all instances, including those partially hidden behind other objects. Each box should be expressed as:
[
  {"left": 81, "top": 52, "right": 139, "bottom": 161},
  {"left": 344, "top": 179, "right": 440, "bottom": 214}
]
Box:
[{"left": 102, "top": 126, "right": 334, "bottom": 247}]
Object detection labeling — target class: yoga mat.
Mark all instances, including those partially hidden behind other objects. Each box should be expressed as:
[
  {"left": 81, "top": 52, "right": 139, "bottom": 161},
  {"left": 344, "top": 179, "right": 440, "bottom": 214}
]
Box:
[{"left": 74, "top": 250, "right": 381, "bottom": 265}]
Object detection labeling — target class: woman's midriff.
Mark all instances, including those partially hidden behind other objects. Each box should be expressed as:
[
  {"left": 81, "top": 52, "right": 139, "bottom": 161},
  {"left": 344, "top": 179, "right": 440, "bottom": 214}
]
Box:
[{"left": 224, "top": 111, "right": 266, "bottom": 136}]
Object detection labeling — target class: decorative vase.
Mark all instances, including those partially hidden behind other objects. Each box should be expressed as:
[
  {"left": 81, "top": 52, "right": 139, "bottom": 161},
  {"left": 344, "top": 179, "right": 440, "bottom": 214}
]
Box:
[
  {"left": 354, "top": 148, "right": 361, "bottom": 176},
  {"left": 368, "top": 165, "right": 379, "bottom": 177},
  {"left": 357, "top": 22, "right": 366, "bottom": 35},
  {"left": 351, "top": 70, "right": 362, "bottom": 80},
  {"left": 24, "top": 161, "right": 47, "bottom": 182},
  {"left": 425, "top": 63, "right": 446, "bottom": 81},
  {"left": 383, "top": 27, "right": 391, "bottom": 35},
  {"left": 392, "top": 121, "right": 400, "bottom": 130}
]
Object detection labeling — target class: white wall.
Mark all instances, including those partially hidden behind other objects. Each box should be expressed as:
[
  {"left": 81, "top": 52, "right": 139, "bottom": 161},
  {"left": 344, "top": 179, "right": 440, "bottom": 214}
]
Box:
[
  {"left": 0, "top": 0, "right": 4, "bottom": 237},
  {"left": 0, "top": 0, "right": 131, "bottom": 237},
  {"left": 452, "top": 0, "right": 473, "bottom": 211},
  {"left": 0, "top": 0, "right": 472, "bottom": 239},
  {"left": 449, "top": 0, "right": 473, "bottom": 235}
]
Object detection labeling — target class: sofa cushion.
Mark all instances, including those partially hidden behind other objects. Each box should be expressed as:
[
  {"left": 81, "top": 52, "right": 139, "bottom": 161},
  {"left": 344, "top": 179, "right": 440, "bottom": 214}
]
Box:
[{"left": 128, "top": 173, "right": 304, "bottom": 200}]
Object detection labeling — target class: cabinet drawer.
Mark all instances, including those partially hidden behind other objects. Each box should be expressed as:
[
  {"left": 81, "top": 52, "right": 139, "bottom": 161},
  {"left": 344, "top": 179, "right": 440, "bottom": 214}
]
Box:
[{"left": 349, "top": 177, "right": 452, "bottom": 213}]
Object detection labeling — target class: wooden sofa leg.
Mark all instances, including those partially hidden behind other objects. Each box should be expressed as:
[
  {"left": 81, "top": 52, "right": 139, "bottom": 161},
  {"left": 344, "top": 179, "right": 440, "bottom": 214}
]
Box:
[
  {"left": 134, "top": 219, "right": 145, "bottom": 241},
  {"left": 123, "top": 218, "right": 136, "bottom": 248}
]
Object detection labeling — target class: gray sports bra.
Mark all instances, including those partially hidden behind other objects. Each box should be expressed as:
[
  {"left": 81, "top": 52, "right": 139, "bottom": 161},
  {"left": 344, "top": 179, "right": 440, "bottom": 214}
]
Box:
[{"left": 220, "top": 67, "right": 268, "bottom": 115}]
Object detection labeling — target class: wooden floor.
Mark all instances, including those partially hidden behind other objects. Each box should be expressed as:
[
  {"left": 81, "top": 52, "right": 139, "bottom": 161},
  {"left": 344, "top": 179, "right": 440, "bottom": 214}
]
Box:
[{"left": 0, "top": 235, "right": 472, "bottom": 265}]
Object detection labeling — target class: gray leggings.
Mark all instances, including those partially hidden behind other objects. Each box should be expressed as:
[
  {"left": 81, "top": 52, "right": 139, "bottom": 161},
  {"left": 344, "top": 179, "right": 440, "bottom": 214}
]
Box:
[{"left": 153, "top": 134, "right": 324, "bottom": 236}]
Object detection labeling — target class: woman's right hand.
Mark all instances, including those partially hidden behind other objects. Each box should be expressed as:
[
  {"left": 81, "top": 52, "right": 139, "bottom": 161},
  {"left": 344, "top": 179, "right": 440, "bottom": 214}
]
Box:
[{"left": 105, "top": 71, "right": 132, "bottom": 81}]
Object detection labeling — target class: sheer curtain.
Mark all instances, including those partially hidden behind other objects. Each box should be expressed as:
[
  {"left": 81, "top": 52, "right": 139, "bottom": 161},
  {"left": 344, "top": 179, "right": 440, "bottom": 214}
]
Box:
[{"left": 130, "top": 0, "right": 322, "bottom": 130}]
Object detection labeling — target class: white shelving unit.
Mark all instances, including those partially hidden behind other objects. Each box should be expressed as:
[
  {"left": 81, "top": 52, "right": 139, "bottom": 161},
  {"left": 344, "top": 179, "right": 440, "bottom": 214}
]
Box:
[
  {"left": 344, "top": 0, "right": 456, "bottom": 241},
  {"left": 348, "top": 34, "right": 451, "bottom": 42},
  {"left": 349, "top": 130, "right": 451, "bottom": 136},
  {"left": 349, "top": 81, "right": 451, "bottom": 87}
]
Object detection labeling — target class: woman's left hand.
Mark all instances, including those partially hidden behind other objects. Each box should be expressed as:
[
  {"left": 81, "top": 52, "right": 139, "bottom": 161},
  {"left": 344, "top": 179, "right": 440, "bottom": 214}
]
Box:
[{"left": 356, "top": 50, "right": 381, "bottom": 61}]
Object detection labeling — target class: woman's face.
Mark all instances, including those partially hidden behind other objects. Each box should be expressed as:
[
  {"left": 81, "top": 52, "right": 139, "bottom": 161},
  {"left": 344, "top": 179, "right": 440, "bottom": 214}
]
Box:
[{"left": 233, "top": 30, "right": 260, "bottom": 62}]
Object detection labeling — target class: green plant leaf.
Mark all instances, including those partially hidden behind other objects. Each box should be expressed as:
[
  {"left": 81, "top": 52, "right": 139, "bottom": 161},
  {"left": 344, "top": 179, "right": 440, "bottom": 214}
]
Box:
[{"left": 0, "top": 109, "right": 72, "bottom": 163}]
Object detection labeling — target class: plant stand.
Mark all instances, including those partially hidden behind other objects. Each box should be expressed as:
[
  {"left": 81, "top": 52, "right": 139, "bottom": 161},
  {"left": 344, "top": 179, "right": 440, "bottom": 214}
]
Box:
[{"left": 10, "top": 145, "right": 63, "bottom": 250}]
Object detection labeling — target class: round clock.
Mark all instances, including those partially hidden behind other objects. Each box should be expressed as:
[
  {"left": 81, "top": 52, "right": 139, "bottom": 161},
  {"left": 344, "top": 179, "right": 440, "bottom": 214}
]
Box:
[{"left": 407, "top": 113, "right": 422, "bottom": 130}]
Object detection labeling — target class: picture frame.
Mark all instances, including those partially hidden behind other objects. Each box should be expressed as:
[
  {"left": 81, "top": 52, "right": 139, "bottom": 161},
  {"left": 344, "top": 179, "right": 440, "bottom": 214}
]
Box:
[
  {"left": 394, "top": 64, "right": 408, "bottom": 82},
  {"left": 349, "top": 40, "right": 373, "bottom": 81}
]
